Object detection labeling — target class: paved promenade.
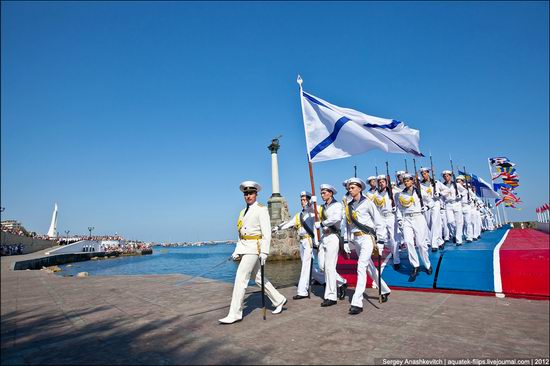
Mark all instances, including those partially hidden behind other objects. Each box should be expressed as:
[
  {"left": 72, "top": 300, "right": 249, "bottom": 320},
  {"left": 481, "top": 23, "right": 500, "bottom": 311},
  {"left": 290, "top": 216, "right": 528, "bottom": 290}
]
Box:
[{"left": 2, "top": 249, "right": 549, "bottom": 365}]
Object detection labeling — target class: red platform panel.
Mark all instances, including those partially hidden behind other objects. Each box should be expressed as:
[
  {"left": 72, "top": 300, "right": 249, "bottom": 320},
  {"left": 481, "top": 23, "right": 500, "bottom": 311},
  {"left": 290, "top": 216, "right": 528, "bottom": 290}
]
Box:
[{"left": 499, "top": 229, "right": 549, "bottom": 298}]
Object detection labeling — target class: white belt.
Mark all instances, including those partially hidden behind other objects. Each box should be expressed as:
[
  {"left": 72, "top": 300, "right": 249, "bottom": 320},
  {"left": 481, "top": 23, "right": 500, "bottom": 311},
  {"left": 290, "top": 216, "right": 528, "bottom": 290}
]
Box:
[{"left": 404, "top": 212, "right": 422, "bottom": 217}]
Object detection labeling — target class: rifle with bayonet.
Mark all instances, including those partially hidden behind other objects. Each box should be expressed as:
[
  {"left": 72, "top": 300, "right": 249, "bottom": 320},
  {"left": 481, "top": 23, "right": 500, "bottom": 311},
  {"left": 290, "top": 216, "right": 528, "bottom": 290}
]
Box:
[
  {"left": 463, "top": 166, "right": 471, "bottom": 202},
  {"left": 449, "top": 157, "right": 459, "bottom": 197},
  {"left": 385, "top": 161, "right": 396, "bottom": 209},
  {"left": 412, "top": 159, "right": 425, "bottom": 208},
  {"left": 429, "top": 154, "right": 437, "bottom": 195}
]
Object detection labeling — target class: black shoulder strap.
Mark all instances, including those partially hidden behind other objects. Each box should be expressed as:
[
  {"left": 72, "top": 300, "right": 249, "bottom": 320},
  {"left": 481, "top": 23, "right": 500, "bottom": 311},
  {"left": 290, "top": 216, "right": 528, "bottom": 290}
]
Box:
[
  {"left": 348, "top": 202, "right": 377, "bottom": 238},
  {"left": 299, "top": 211, "right": 316, "bottom": 245}
]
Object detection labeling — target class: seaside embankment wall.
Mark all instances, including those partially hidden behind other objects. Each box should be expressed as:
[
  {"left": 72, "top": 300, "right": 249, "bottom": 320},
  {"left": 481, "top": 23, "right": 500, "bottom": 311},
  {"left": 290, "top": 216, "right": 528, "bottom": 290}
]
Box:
[{"left": 1, "top": 232, "right": 57, "bottom": 255}]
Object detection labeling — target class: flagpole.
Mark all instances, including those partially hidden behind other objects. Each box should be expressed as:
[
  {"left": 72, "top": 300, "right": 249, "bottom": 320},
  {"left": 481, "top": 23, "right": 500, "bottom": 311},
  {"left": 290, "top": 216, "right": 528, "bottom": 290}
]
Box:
[
  {"left": 297, "top": 75, "right": 321, "bottom": 299},
  {"left": 487, "top": 158, "right": 499, "bottom": 227}
]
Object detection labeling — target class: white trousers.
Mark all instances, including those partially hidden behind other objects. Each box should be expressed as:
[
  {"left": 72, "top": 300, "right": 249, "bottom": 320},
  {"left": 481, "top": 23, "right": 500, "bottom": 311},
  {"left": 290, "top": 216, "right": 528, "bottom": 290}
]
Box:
[
  {"left": 318, "top": 234, "right": 340, "bottom": 301},
  {"left": 424, "top": 201, "right": 443, "bottom": 248},
  {"left": 297, "top": 238, "right": 312, "bottom": 296},
  {"left": 227, "top": 254, "right": 286, "bottom": 320},
  {"left": 351, "top": 234, "right": 390, "bottom": 308},
  {"left": 441, "top": 208, "right": 450, "bottom": 241},
  {"left": 382, "top": 213, "right": 400, "bottom": 264},
  {"left": 311, "top": 246, "right": 347, "bottom": 286},
  {"left": 402, "top": 214, "right": 431, "bottom": 270},
  {"left": 462, "top": 206, "right": 474, "bottom": 241},
  {"left": 473, "top": 210, "right": 482, "bottom": 238},
  {"left": 446, "top": 203, "right": 464, "bottom": 244}
]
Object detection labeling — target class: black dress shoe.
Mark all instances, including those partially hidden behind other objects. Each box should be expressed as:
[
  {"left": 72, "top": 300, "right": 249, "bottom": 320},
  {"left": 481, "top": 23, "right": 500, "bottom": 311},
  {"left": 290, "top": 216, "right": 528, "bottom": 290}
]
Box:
[
  {"left": 338, "top": 284, "right": 348, "bottom": 300},
  {"left": 456, "top": 243, "right": 462, "bottom": 246},
  {"left": 293, "top": 294, "right": 308, "bottom": 300},
  {"left": 431, "top": 248, "right": 438, "bottom": 252},
  {"left": 453, "top": 238, "right": 457, "bottom": 243},
  {"left": 320, "top": 299, "right": 337, "bottom": 307},
  {"left": 411, "top": 267, "right": 419, "bottom": 276},
  {"left": 393, "top": 263, "right": 401, "bottom": 270},
  {"left": 439, "top": 244, "right": 445, "bottom": 250},
  {"left": 426, "top": 267, "right": 433, "bottom": 275},
  {"left": 348, "top": 305, "right": 363, "bottom": 315},
  {"left": 381, "top": 293, "right": 390, "bottom": 303},
  {"left": 466, "top": 240, "right": 473, "bottom": 243}
]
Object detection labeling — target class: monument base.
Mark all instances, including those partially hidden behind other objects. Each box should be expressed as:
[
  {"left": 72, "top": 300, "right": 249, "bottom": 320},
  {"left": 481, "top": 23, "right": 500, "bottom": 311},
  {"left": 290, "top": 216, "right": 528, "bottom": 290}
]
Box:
[{"left": 268, "top": 195, "right": 300, "bottom": 260}]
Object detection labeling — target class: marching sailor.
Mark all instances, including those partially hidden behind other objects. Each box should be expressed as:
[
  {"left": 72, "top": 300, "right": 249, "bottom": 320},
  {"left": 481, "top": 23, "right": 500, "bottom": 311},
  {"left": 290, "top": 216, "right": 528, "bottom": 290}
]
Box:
[
  {"left": 315, "top": 184, "right": 344, "bottom": 307},
  {"left": 456, "top": 176, "right": 474, "bottom": 243},
  {"left": 219, "top": 181, "right": 287, "bottom": 324},
  {"left": 273, "top": 191, "right": 315, "bottom": 299},
  {"left": 342, "top": 177, "right": 390, "bottom": 314},
  {"left": 373, "top": 174, "right": 401, "bottom": 270},
  {"left": 441, "top": 170, "right": 464, "bottom": 246},
  {"left": 275, "top": 191, "right": 347, "bottom": 300},
  {"left": 365, "top": 176, "right": 378, "bottom": 200},
  {"left": 394, "top": 171, "right": 406, "bottom": 193},
  {"left": 395, "top": 173, "right": 432, "bottom": 277},
  {"left": 419, "top": 167, "right": 449, "bottom": 252}
]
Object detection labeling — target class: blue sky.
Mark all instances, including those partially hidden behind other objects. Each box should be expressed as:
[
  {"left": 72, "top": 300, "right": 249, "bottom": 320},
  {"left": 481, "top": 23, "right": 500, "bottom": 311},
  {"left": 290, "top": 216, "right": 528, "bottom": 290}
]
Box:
[{"left": 1, "top": 1, "right": 548, "bottom": 242}]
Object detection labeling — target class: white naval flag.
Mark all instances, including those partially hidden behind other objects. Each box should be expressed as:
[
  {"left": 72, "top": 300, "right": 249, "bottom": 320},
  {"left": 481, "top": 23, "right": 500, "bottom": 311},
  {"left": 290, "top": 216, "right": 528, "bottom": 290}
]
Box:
[{"left": 299, "top": 89, "right": 423, "bottom": 163}]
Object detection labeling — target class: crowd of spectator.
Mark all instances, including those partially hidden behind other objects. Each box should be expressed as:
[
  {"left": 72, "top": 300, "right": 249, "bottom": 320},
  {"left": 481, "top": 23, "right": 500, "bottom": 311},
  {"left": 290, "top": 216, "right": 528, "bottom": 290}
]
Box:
[
  {"left": 1, "top": 225, "right": 54, "bottom": 241},
  {"left": 0, "top": 244, "right": 24, "bottom": 256},
  {"left": 100, "top": 242, "right": 152, "bottom": 254}
]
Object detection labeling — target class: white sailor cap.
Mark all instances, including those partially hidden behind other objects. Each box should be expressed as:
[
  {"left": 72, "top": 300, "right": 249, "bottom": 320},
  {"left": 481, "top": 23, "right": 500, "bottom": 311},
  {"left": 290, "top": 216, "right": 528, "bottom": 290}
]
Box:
[
  {"left": 376, "top": 174, "right": 387, "bottom": 181},
  {"left": 366, "top": 176, "right": 377, "bottom": 182},
  {"left": 341, "top": 179, "right": 350, "bottom": 188},
  {"left": 420, "top": 167, "right": 430, "bottom": 172},
  {"left": 441, "top": 170, "right": 452, "bottom": 176},
  {"left": 300, "top": 191, "right": 312, "bottom": 198},
  {"left": 240, "top": 181, "right": 262, "bottom": 193},
  {"left": 320, "top": 184, "right": 337, "bottom": 195},
  {"left": 402, "top": 173, "right": 413, "bottom": 180},
  {"left": 456, "top": 175, "right": 465, "bottom": 181},
  {"left": 396, "top": 170, "right": 406, "bottom": 176},
  {"left": 346, "top": 177, "right": 366, "bottom": 190}
]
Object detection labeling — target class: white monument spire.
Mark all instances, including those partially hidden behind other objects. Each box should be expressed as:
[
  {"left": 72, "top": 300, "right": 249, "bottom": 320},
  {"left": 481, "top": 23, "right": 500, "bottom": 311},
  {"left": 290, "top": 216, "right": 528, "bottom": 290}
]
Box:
[{"left": 47, "top": 203, "right": 58, "bottom": 238}]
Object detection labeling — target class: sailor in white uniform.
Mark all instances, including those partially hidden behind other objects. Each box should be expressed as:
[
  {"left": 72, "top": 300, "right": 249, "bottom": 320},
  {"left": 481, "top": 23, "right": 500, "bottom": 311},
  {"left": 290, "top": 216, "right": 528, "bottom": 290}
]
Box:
[
  {"left": 373, "top": 174, "right": 400, "bottom": 270},
  {"left": 419, "top": 167, "right": 449, "bottom": 251},
  {"left": 219, "top": 181, "right": 287, "bottom": 324},
  {"left": 441, "top": 170, "right": 464, "bottom": 246},
  {"left": 456, "top": 176, "right": 474, "bottom": 243},
  {"left": 365, "top": 176, "right": 378, "bottom": 200},
  {"left": 394, "top": 171, "right": 406, "bottom": 193},
  {"left": 342, "top": 178, "right": 390, "bottom": 314},
  {"left": 274, "top": 191, "right": 316, "bottom": 300},
  {"left": 395, "top": 174, "right": 432, "bottom": 277},
  {"left": 315, "top": 184, "right": 343, "bottom": 307}
]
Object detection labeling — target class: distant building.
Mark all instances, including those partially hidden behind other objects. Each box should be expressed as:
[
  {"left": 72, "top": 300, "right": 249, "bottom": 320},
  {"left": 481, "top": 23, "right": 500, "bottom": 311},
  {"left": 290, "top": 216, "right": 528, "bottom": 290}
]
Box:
[{"left": 1, "top": 220, "right": 29, "bottom": 235}]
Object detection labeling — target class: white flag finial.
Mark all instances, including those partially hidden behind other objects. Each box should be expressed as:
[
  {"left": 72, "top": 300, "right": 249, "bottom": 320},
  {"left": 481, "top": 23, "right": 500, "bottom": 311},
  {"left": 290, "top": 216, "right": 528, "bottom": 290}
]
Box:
[{"left": 297, "top": 75, "right": 303, "bottom": 86}]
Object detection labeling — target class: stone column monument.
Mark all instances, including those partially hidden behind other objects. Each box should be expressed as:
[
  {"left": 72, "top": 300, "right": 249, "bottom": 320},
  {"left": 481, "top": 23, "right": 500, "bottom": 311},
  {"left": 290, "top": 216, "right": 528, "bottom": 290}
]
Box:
[{"left": 267, "top": 137, "right": 299, "bottom": 260}]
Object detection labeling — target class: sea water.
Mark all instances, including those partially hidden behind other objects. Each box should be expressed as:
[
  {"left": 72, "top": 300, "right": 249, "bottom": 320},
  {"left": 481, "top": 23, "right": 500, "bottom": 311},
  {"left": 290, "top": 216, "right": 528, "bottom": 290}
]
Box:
[{"left": 57, "top": 243, "right": 302, "bottom": 287}]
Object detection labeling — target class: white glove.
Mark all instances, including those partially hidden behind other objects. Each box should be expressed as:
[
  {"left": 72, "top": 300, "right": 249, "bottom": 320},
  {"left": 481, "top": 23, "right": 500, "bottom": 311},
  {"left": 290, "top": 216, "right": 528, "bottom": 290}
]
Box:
[
  {"left": 315, "top": 222, "right": 321, "bottom": 229},
  {"left": 231, "top": 252, "right": 240, "bottom": 261},
  {"left": 310, "top": 195, "right": 317, "bottom": 203},
  {"left": 272, "top": 226, "right": 279, "bottom": 234},
  {"left": 398, "top": 219, "right": 404, "bottom": 229},
  {"left": 259, "top": 253, "right": 268, "bottom": 265},
  {"left": 421, "top": 206, "right": 428, "bottom": 213},
  {"left": 433, "top": 192, "right": 440, "bottom": 198},
  {"left": 377, "top": 243, "right": 385, "bottom": 254},
  {"left": 391, "top": 207, "right": 397, "bottom": 213},
  {"left": 457, "top": 193, "right": 463, "bottom": 199},
  {"left": 343, "top": 242, "right": 351, "bottom": 254}
]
